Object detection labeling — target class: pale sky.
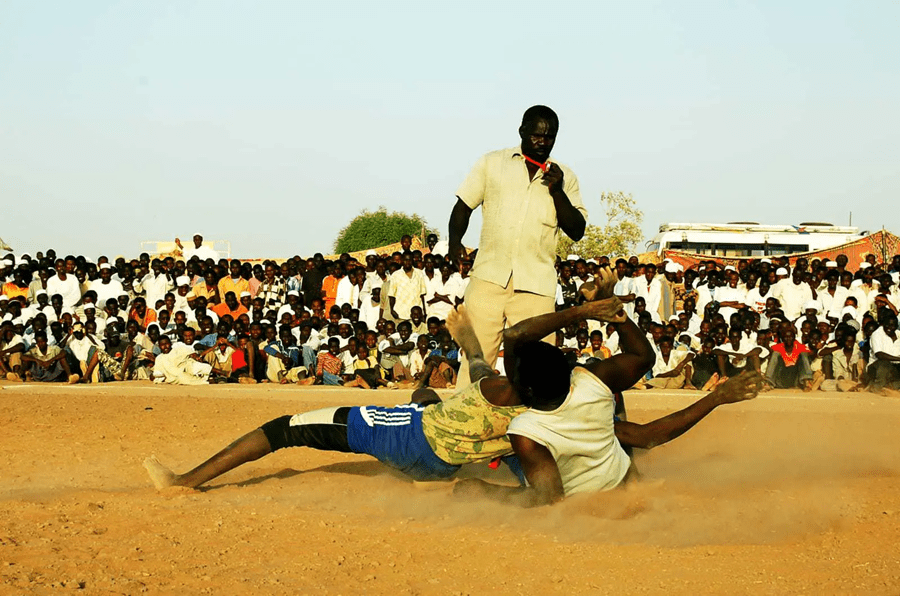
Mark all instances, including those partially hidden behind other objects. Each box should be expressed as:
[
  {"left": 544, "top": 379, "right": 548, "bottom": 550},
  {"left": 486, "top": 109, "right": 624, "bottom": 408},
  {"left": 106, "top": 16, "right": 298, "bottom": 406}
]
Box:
[{"left": 2, "top": 1, "right": 898, "bottom": 259}]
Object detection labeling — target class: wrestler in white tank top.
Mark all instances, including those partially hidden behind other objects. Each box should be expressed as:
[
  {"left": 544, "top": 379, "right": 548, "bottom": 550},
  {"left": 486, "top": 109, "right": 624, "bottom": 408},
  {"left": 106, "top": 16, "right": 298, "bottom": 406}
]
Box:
[{"left": 508, "top": 366, "right": 631, "bottom": 495}]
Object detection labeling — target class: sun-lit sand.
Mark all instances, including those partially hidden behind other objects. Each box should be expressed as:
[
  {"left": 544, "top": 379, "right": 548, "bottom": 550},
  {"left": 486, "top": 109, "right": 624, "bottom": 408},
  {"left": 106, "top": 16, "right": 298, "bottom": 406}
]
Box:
[{"left": 1, "top": 380, "right": 899, "bottom": 594}]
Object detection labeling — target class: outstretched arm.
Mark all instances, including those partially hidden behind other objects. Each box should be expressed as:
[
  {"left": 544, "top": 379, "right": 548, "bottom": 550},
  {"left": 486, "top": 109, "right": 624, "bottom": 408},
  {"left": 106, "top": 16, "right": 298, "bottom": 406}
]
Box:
[{"left": 614, "top": 371, "right": 763, "bottom": 449}]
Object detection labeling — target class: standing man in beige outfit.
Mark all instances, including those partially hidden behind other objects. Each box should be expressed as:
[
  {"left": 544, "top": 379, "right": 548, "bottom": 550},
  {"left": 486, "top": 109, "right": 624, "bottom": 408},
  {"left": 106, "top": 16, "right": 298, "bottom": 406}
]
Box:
[{"left": 448, "top": 105, "right": 588, "bottom": 385}]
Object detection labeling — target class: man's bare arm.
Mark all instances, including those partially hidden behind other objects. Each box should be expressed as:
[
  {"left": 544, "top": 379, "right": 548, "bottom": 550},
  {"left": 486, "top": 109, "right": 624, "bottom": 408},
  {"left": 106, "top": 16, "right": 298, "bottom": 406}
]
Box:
[
  {"left": 448, "top": 198, "right": 473, "bottom": 266},
  {"left": 584, "top": 317, "right": 656, "bottom": 393},
  {"left": 453, "top": 434, "right": 564, "bottom": 508},
  {"left": 615, "top": 371, "right": 763, "bottom": 449}
]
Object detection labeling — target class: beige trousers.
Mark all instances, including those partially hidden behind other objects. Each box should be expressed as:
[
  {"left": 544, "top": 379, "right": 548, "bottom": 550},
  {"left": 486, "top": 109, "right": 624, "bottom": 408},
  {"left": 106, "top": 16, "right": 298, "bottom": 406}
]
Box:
[{"left": 457, "top": 275, "right": 555, "bottom": 386}]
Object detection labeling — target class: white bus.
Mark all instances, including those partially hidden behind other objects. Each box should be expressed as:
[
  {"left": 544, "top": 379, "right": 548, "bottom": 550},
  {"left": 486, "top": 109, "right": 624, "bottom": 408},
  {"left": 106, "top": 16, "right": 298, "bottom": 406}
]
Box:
[{"left": 647, "top": 222, "right": 866, "bottom": 258}]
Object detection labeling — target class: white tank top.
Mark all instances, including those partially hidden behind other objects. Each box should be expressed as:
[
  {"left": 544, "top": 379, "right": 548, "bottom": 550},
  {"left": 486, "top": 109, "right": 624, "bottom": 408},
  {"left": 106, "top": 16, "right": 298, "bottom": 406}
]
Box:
[{"left": 508, "top": 366, "right": 631, "bottom": 496}]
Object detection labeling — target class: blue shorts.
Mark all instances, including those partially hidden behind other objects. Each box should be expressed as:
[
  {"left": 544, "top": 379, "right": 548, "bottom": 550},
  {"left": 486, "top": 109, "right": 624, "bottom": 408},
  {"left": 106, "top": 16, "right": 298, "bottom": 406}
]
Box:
[{"left": 346, "top": 404, "right": 461, "bottom": 481}]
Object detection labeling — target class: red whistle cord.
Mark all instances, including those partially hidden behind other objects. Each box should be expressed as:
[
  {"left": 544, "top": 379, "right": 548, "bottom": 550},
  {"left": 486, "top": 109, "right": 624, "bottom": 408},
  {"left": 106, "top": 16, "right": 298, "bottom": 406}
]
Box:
[{"left": 522, "top": 155, "right": 549, "bottom": 172}]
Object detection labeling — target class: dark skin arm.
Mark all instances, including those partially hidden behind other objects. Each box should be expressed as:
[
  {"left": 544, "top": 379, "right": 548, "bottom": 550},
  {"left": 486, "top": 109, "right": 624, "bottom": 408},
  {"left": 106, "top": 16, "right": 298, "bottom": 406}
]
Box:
[
  {"left": 454, "top": 434, "right": 565, "bottom": 507},
  {"left": 448, "top": 198, "right": 473, "bottom": 266},
  {"left": 583, "top": 316, "right": 656, "bottom": 393},
  {"left": 541, "top": 163, "right": 586, "bottom": 241},
  {"left": 383, "top": 341, "right": 415, "bottom": 355},
  {"left": 0, "top": 343, "right": 25, "bottom": 358},
  {"left": 614, "top": 371, "right": 763, "bottom": 449}
]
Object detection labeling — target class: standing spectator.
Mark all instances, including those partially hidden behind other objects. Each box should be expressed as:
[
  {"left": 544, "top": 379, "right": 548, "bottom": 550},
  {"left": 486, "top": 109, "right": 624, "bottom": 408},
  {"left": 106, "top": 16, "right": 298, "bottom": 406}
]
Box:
[{"left": 388, "top": 253, "right": 426, "bottom": 323}]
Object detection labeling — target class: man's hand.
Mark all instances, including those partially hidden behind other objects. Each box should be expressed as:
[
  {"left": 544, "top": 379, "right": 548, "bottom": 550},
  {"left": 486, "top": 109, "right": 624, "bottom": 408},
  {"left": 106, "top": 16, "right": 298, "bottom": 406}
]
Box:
[
  {"left": 542, "top": 163, "right": 565, "bottom": 194},
  {"left": 448, "top": 242, "right": 468, "bottom": 267},
  {"left": 712, "top": 370, "right": 764, "bottom": 405},
  {"left": 582, "top": 296, "right": 627, "bottom": 323}
]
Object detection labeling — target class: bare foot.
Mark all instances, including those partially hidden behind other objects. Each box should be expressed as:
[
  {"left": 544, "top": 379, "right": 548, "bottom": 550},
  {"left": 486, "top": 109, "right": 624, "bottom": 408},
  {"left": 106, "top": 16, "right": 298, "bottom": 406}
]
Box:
[
  {"left": 297, "top": 376, "right": 316, "bottom": 386},
  {"left": 67, "top": 374, "right": 80, "bottom": 384},
  {"left": 238, "top": 376, "right": 257, "bottom": 384},
  {"left": 446, "top": 306, "right": 482, "bottom": 357},
  {"left": 143, "top": 455, "right": 178, "bottom": 490},
  {"left": 6, "top": 372, "right": 22, "bottom": 382}
]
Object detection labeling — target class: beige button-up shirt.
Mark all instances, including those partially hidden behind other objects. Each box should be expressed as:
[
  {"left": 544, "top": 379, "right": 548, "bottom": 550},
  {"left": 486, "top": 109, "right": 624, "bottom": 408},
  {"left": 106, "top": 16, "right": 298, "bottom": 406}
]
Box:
[{"left": 456, "top": 146, "right": 587, "bottom": 297}]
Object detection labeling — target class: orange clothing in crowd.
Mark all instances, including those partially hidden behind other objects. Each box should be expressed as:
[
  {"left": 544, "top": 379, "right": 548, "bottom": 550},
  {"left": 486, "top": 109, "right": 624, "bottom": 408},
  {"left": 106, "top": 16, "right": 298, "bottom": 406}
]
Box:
[
  {"left": 218, "top": 276, "right": 250, "bottom": 300},
  {"left": 2, "top": 283, "right": 28, "bottom": 302},
  {"left": 130, "top": 308, "right": 157, "bottom": 329},
  {"left": 321, "top": 275, "right": 339, "bottom": 312},
  {"left": 212, "top": 302, "right": 248, "bottom": 319}
]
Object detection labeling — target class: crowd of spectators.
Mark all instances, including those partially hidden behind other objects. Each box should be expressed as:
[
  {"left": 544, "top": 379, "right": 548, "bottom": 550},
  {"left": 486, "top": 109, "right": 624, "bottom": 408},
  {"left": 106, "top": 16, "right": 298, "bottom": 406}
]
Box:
[
  {"left": 0, "top": 234, "right": 465, "bottom": 391},
  {"left": 2, "top": 232, "right": 899, "bottom": 396}
]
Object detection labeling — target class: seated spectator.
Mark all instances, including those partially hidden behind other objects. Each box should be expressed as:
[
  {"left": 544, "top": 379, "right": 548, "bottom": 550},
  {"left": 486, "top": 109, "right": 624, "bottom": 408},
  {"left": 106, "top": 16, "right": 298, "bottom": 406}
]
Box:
[
  {"left": 866, "top": 312, "right": 900, "bottom": 395},
  {"left": 345, "top": 344, "right": 389, "bottom": 389},
  {"left": 302, "top": 336, "right": 344, "bottom": 386},
  {"left": 645, "top": 336, "right": 694, "bottom": 390},
  {"left": 765, "top": 324, "right": 820, "bottom": 391},
  {"left": 714, "top": 328, "right": 766, "bottom": 380},
  {"left": 212, "top": 291, "right": 248, "bottom": 319},
  {"left": 378, "top": 320, "right": 417, "bottom": 382},
  {"left": 153, "top": 335, "right": 211, "bottom": 385},
  {"left": 414, "top": 332, "right": 459, "bottom": 390},
  {"left": 263, "top": 326, "right": 309, "bottom": 384},
  {"left": 0, "top": 321, "right": 25, "bottom": 381},
  {"left": 20, "top": 330, "right": 79, "bottom": 383}
]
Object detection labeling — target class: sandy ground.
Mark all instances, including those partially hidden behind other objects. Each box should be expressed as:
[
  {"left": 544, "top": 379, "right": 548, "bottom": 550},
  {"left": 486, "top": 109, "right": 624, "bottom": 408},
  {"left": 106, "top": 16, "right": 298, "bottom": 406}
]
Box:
[{"left": 1, "top": 380, "right": 899, "bottom": 595}]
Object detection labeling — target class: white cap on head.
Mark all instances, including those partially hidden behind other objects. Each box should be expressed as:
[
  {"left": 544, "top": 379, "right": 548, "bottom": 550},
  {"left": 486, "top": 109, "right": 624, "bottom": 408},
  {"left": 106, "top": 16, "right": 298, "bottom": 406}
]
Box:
[
  {"left": 567, "top": 254, "right": 579, "bottom": 261},
  {"left": 366, "top": 250, "right": 377, "bottom": 257},
  {"left": 0, "top": 295, "right": 7, "bottom": 301},
  {"left": 859, "top": 262, "right": 870, "bottom": 269},
  {"left": 825, "top": 261, "right": 838, "bottom": 268},
  {"left": 776, "top": 267, "right": 788, "bottom": 275},
  {"left": 665, "top": 262, "right": 679, "bottom": 273},
  {"left": 176, "top": 275, "right": 190, "bottom": 287},
  {"left": 841, "top": 305, "right": 858, "bottom": 317},
  {"left": 83, "top": 304, "right": 96, "bottom": 311},
  {"left": 851, "top": 279, "right": 863, "bottom": 288},
  {"left": 760, "top": 258, "right": 772, "bottom": 264},
  {"left": 587, "top": 258, "right": 597, "bottom": 264},
  {"left": 107, "top": 316, "right": 120, "bottom": 324},
  {"left": 287, "top": 290, "right": 300, "bottom": 296},
  {"left": 99, "top": 263, "right": 112, "bottom": 270},
  {"left": 240, "top": 291, "right": 252, "bottom": 298},
  {"left": 338, "top": 318, "right": 352, "bottom": 326},
  {"left": 724, "top": 265, "right": 736, "bottom": 272},
  {"left": 37, "top": 290, "right": 47, "bottom": 296},
  {"left": 803, "top": 300, "right": 819, "bottom": 311}
]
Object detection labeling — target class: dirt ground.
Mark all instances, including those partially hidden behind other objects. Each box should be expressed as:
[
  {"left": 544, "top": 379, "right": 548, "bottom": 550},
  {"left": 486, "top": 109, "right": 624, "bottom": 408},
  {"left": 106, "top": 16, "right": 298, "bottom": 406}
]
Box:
[{"left": 1, "top": 380, "right": 899, "bottom": 595}]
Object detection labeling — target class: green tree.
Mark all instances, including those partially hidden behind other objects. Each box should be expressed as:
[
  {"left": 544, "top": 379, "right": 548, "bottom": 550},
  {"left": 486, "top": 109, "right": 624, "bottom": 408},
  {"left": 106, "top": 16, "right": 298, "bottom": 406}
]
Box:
[
  {"left": 333, "top": 206, "right": 437, "bottom": 254},
  {"left": 557, "top": 191, "right": 644, "bottom": 259}
]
